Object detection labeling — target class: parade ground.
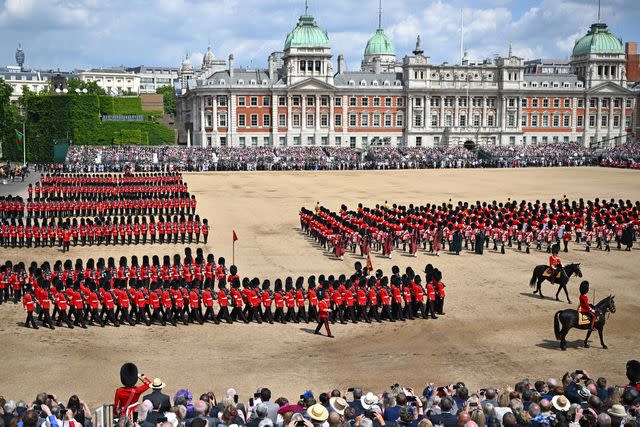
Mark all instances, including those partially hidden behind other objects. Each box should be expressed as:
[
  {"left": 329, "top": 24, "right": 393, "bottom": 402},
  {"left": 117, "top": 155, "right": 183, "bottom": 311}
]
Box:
[{"left": 1, "top": 167, "right": 639, "bottom": 407}]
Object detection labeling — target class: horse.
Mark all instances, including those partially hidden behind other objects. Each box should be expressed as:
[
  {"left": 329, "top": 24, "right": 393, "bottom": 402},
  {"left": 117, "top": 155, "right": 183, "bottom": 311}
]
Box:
[
  {"left": 553, "top": 295, "right": 616, "bottom": 351},
  {"left": 529, "top": 263, "right": 582, "bottom": 303}
]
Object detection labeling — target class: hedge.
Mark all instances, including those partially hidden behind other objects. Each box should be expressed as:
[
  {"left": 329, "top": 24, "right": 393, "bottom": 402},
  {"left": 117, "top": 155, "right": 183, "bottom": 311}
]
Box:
[
  {"left": 98, "top": 96, "right": 143, "bottom": 115},
  {"left": 1, "top": 94, "right": 174, "bottom": 163}
]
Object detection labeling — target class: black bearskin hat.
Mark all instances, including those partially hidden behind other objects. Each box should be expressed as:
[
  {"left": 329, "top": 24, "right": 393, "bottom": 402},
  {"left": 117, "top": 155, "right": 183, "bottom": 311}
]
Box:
[
  {"left": 627, "top": 360, "right": 640, "bottom": 385},
  {"left": 579, "top": 281, "right": 589, "bottom": 295},
  {"left": 120, "top": 362, "right": 139, "bottom": 388}
]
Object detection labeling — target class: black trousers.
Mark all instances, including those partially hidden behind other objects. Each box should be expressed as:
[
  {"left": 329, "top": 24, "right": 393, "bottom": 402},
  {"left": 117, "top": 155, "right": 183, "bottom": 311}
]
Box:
[
  {"left": 314, "top": 318, "right": 332, "bottom": 337},
  {"left": 25, "top": 311, "right": 38, "bottom": 328},
  {"left": 216, "top": 306, "right": 232, "bottom": 324},
  {"left": 425, "top": 300, "right": 438, "bottom": 319}
]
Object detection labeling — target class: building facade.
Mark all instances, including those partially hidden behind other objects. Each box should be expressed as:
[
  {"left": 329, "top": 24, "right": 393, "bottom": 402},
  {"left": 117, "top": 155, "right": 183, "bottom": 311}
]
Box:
[
  {"left": 175, "top": 12, "right": 638, "bottom": 149},
  {"left": 127, "top": 66, "right": 179, "bottom": 94},
  {"left": 78, "top": 68, "right": 140, "bottom": 96}
]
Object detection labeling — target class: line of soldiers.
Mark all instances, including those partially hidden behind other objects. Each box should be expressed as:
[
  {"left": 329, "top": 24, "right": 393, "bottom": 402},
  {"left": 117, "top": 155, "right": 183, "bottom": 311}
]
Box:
[
  {"left": 4, "top": 248, "right": 446, "bottom": 329},
  {"left": 37, "top": 172, "right": 183, "bottom": 187},
  {"left": 0, "top": 215, "right": 210, "bottom": 249},
  {"left": 300, "top": 197, "right": 638, "bottom": 259}
]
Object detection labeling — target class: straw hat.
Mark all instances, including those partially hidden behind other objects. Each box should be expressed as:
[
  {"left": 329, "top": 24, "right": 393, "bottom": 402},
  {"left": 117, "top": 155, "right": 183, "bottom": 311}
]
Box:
[
  {"left": 307, "top": 403, "right": 329, "bottom": 421},
  {"left": 330, "top": 397, "right": 348, "bottom": 415},
  {"left": 361, "top": 392, "right": 379, "bottom": 410},
  {"left": 551, "top": 395, "right": 570, "bottom": 412}
]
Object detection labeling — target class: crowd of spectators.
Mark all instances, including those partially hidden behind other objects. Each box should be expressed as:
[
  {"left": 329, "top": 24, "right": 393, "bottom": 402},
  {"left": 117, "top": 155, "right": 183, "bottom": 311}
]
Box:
[
  {"left": 60, "top": 142, "right": 640, "bottom": 173},
  {"left": 2, "top": 361, "right": 639, "bottom": 427}
]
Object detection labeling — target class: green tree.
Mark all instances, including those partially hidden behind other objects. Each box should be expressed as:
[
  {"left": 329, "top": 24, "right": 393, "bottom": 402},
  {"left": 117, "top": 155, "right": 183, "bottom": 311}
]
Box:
[
  {"left": 156, "top": 85, "right": 176, "bottom": 116},
  {"left": 66, "top": 78, "right": 107, "bottom": 95},
  {"left": 0, "top": 78, "right": 20, "bottom": 160}
]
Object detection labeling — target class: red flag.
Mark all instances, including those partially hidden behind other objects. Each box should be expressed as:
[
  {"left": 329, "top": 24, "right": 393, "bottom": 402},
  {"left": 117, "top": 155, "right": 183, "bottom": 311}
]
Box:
[
  {"left": 366, "top": 252, "right": 373, "bottom": 273},
  {"left": 233, "top": 230, "right": 238, "bottom": 242}
]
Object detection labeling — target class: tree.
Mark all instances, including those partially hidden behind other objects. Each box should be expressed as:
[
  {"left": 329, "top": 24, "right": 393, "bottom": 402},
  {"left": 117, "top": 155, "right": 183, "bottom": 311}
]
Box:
[
  {"left": 0, "top": 78, "right": 20, "bottom": 160},
  {"left": 156, "top": 85, "right": 176, "bottom": 116},
  {"left": 66, "top": 78, "right": 107, "bottom": 95}
]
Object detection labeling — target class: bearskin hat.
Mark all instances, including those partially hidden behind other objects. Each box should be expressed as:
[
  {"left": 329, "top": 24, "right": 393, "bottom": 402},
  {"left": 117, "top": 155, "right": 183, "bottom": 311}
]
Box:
[
  {"left": 627, "top": 360, "right": 640, "bottom": 385},
  {"left": 579, "top": 281, "right": 589, "bottom": 295},
  {"left": 120, "top": 362, "right": 139, "bottom": 388}
]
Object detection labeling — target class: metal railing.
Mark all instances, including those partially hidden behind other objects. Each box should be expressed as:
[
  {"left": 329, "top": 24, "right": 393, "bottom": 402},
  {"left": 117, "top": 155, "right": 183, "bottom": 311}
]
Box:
[{"left": 92, "top": 404, "right": 114, "bottom": 427}]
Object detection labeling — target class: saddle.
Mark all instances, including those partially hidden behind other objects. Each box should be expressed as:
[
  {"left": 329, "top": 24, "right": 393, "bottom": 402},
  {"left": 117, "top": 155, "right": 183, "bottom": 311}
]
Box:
[
  {"left": 543, "top": 268, "right": 558, "bottom": 279},
  {"left": 578, "top": 312, "right": 591, "bottom": 325}
]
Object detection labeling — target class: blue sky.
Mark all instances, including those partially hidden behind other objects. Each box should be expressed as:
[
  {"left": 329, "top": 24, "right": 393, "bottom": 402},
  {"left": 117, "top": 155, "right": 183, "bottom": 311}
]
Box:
[{"left": 1, "top": 0, "right": 639, "bottom": 72}]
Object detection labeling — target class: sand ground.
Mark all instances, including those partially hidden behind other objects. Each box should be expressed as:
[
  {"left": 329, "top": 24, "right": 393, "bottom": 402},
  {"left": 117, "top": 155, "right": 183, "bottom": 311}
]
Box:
[{"left": 1, "top": 167, "right": 639, "bottom": 408}]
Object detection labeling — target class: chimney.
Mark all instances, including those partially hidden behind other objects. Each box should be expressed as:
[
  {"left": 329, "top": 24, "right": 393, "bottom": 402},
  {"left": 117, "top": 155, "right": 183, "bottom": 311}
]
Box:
[
  {"left": 337, "top": 55, "right": 345, "bottom": 74},
  {"left": 268, "top": 53, "right": 276, "bottom": 80},
  {"left": 373, "top": 57, "right": 382, "bottom": 74},
  {"left": 228, "top": 54, "right": 235, "bottom": 78}
]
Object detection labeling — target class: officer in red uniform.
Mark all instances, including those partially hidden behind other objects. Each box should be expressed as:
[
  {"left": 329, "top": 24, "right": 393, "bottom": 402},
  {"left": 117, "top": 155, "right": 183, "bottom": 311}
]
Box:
[
  {"left": 549, "top": 244, "right": 566, "bottom": 282},
  {"left": 23, "top": 292, "right": 38, "bottom": 329},
  {"left": 216, "top": 280, "right": 232, "bottom": 324},
  {"left": 113, "top": 363, "right": 152, "bottom": 418},
  {"left": 314, "top": 298, "right": 333, "bottom": 338},
  {"left": 578, "top": 281, "right": 596, "bottom": 331}
]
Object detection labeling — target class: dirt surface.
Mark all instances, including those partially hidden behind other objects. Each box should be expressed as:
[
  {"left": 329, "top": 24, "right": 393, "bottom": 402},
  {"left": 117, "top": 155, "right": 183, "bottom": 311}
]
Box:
[{"left": 1, "top": 167, "right": 639, "bottom": 408}]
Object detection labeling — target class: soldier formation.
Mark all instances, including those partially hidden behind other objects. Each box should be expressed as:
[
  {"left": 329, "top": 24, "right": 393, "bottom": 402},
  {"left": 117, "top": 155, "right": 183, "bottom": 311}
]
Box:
[
  {"left": 4, "top": 247, "right": 446, "bottom": 330},
  {"left": 301, "top": 197, "right": 638, "bottom": 259}
]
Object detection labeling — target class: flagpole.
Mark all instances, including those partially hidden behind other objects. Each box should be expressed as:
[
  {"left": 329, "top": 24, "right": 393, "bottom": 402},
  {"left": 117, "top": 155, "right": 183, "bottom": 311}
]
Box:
[
  {"left": 232, "top": 239, "right": 235, "bottom": 266},
  {"left": 22, "top": 120, "right": 26, "bottom": 166}
]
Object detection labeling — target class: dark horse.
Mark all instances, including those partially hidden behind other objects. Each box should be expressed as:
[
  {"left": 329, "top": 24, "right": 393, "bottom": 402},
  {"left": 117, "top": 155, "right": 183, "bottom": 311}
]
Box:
[
  {"left": 553, "top": 295, "right": 616, "bottom": 351},
  {"left": 529, "top": 263, "right": 582, "bottom": 303}
]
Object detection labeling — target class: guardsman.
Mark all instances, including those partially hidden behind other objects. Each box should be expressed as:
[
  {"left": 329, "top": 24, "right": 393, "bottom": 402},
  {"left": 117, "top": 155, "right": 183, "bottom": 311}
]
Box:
[
  {"left": 549, "top": 244, "right": 566, "bottom": 282},
  {"left": 261, "top": 280, "right": 274, "bottom": 324},
  {"left": 313, "top": 297, "right": 333, "bottom": 338},
  {"left": 202, "top": 286, "right": 218, "bottom": 324},
  {"left": 273, "top": 279, "right": 286, "bottom": 324},
  {"left": 579, "top": 280, "right": 596, "bottom": 331},
  {"left": 23, "top": 291, "right": 38, "bottom": 329},
  {"left": 425, "top": 277, "right": 438, "bottom": 319},
  {"left": 216, "top": 280, "right": 232, "bottom": 324}
]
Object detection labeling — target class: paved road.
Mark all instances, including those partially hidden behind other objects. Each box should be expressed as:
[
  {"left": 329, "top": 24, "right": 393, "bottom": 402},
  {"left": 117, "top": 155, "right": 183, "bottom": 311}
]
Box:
[{"left": 0, "top": 169, "right": 39, "bottom": 198}]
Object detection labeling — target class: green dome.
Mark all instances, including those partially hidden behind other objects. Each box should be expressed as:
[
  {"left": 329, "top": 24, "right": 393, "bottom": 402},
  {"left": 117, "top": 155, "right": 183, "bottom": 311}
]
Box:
[
  {"left": 364, "top": 28, "right": 395, "bottom": 56},
  {"left": 284, "top": 15, "right": 330, "bottom": 50},
  {"left": 572, "top": 23, "right": 624, "bottom": 56}
]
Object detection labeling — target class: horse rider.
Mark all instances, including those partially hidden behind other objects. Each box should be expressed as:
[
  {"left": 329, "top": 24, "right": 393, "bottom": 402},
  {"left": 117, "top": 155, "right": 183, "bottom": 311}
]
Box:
[
  {"left": 579, "top": 280, "right": 596, "bottom": 331},
  {"left": 549, "top": 244, "right": 567, "bottom": 283}
]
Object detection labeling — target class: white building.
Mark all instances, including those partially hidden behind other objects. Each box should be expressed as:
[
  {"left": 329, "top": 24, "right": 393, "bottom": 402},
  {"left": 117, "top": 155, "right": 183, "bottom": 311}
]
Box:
[
  {"left": 78, "top": 68, "right": 140, "bottom": 95},
  {"left": 127, "top": 66, "right": 179, "bottom": 94}
]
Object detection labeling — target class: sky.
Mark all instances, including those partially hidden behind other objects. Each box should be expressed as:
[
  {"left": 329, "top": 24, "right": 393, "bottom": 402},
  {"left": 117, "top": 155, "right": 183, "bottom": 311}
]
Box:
[{"left": 1, "top": 0, "right": 639, "bottom": 72}]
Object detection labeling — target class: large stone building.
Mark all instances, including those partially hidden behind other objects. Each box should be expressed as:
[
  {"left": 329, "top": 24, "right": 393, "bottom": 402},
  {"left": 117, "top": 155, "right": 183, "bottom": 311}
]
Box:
[{"left": 175, "top": 9, "right": 638, "bottom": 149}]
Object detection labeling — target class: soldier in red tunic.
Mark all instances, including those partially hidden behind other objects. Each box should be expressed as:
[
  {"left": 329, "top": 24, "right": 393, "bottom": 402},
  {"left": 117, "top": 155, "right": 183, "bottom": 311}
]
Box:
[
  {"left": 579, "top": 281, "right": 596, "bottom": 331},
  {"left": 23, "top": 292, "right": 38, "bottom": 329},
  {"left": 113, "top": 363, "right": 152, "bottom": 418},
  {"left": 314, "top": 298, "right": 333, "bottom": 338}
]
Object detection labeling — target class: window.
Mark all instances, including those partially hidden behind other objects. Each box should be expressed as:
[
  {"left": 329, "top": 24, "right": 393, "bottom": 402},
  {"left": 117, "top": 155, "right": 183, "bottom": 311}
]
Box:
[
  {"left": 553, "top": 99, "right": 560, "bottom": 108},
  {"left": 218, "top": 113, "right": 227, "bottom": 127},
  {"left": 218, "top": 96, "right": 227, "bottom": 106},
  {"left": 563, "top": 115, "right": 570, "bottom": 127},
  {"left": 373, "top": 114, "right": 381, "bottom": 127},
  {"left": 577, "top": 116, "right": 584, "bottom": 127},
  {"left": 321, "top": 113, "right": 328, "bottom": 127},
  {"left": 416, "top": 137, "right": 422, "bottom": 147},
  {"left": 433, "top": 136, "right": 440, "bottom": 146},
  {"left": 459, "top": 115, "right": 467, "bottom": 127},
  {"left": 321, "top": 96, "right": 328, "bottom": 107},
  {"left": 279, "top": 136, "right": 286, "bottom": 146},
  {"left": 384, "top": 114, "right": 392, "bottom": 127},
  {"left": 552, "top": 136, "right": 559, "bottom": 143},
  {"left": 264, "top": 137, "right": 271, "bottom": 146},
  {"left": 521, "top": 98, "right": 528, "bottom": 107},
  {"left": 431, "top": 114, "right": 439, "bottom": 127},
  {"left": 396, "top": 113, "right": 404, "bottom": 127},
  {"left": 589, "top": 99, "right": 596, "bottom": 108},
  {"left": 307, "top": 96, "right": 314, "bottom": 106},
  {"left": 542, "top": 115, "right": 549, "bottom": 127},
  {"left": 414, "top": 114, "right": 422, "bottom": 127},
  {"left": 487, "top": 115, "right": 495, "bottom": 127},
  {"left": 238, "top": 114, "right": 246, "bottom": 127},
  {"left": 531, "top": 136, "right": 538, "bottom": 144},
  {"left": 308, "top": 136, "right": 315, "bottom": 145},
  {"left": 263, "top": 114, "right": 270, "bottom": 126},
  {"left": 508, "top": 114, "right": 515, "bottom": 127},
  {"left": 239, "top": 137, "right": 246, "bottom": 146},
  {"left": 250, "top": 114, "right": 258, "bottom": 127},
  {"left": 521, "top": 114, "right": 527, "bottom": 127},
  {"left": 626, "top": 99, "right": 632, "bottom": 108},
  {"left": 373, "top": 97, "right": 380, "bottom": 107},
  {"left": 335, "top": 136, "right": 342, "bottom": 146},
  {"left": 487, "top": 98, "right": 496, "bottom": 108},
  {"left": 613, "top": 115, "right": 620, "bottom": 127},
  {"left": 601, "top": 115, "right": 607, "bottom": 127},
  {"left": 578, "top": 99, "right": 584, "bottom": 108},
  {"left": 294, "top": 136, "right": 301, "bottom": 145},
  {"left": 361, "top": 114, "right": 369, "bottom": 127},
  {"left": 279, "top": 96, "right": 286, "bottom": 106},
  {"left": 349, "top": 113, "right": 357, "bottom": 127},
  {"left": 430, "top": 97, "right": 440, "bottom": 107},
  {"left": 321, "top": 136, "right": 328, "bottom": 145},
  {"left": 299, "top": 61, "right": 306, "bottom": 71},
  {"left": 206, "top": 115, "right": 212, "bottom": 127},
  {"left": 532, "top": 99, "right": 539, "bottom": 108},
  {"left": 250, "top": 97, "right": 258, "bottom": 106},
  {"left": 444, "top": 98, "right": 453, "bottom": 107},
  {"left": 307, "top": 114, "right": 314, "bottom": 127},
  {"left": 507, "top": 98, "right": 515, "bottom": 108},
  {"left": 474, "top": 114, "right": 481, "bottom": 127},
  {"left": 460, "top": 98, "right": 468, "bottom": 107},
  {"left": 350, "top": 137, "right": 356, "bottom": 148},
  {"left": 335, "top": 114, "right": 342, "bottom": 127},
  {"left": 415, "top": 97, "right": 422, "bottom": 107},
  {"left": 335, "top": 97, "right": 342, "bottom": 106},
  {"left": 385, "top": 97, "right": 392, "bottom": 107},
  {"left": 625, "top": 116, "right": 631, "bottom": 128},
  {"left": 238, "top": 96, "right": 246, "bottom": 106},
  {"left": 542, "top": 99, "right": 549, "bottom": 108},
  {"left": 564, "top": 99, "right": 570, "bottom": 108},
  {"left": 444, "top": 114, "right": 452, "bottom": 127},
  {"left": 397, "top": 98, "right": 404, "bottom": 107},
  {"left": 292, "top": 97, "right": 300, "bottom": 106},
  {"left": 349, "top": 97, "right": 357, "bottom": 107},
  {"left": 362, "top": 97, "right": 369, "bottom": 107},
  {"left": 293, "top": 114, "right": 300, "bottom": 127},
  {"left": 602, "top": 99, "right": 608, "bottom": 108},
  {"left": 552, "top": 115, "right": 559, "bottom": 127},
  {"left": 315, "top": 61, "right": 321, "bottom": 72},
  {"left": 531, "top": 114, "right": 538, "bottom": 127},
  {"left": 542, "top": 136, "right": 548, "bottom": 143},
  {"left": 589, "top": 115, "right": 596, "bottom": 127},
  {"left": 263, "top": 96, "right": 270, "bottom": 106},
  {"left": 613, "top": 99, "right": 620, "bottom": 108},
  {"left": 279, "top": 114, "right": 286, "bottom": 127},
  {"left": 509, "top": 136, "right": 516, "bottom": 145},
  {"left": 251, "top": 137, "right": 258, "bottom": 146}
]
